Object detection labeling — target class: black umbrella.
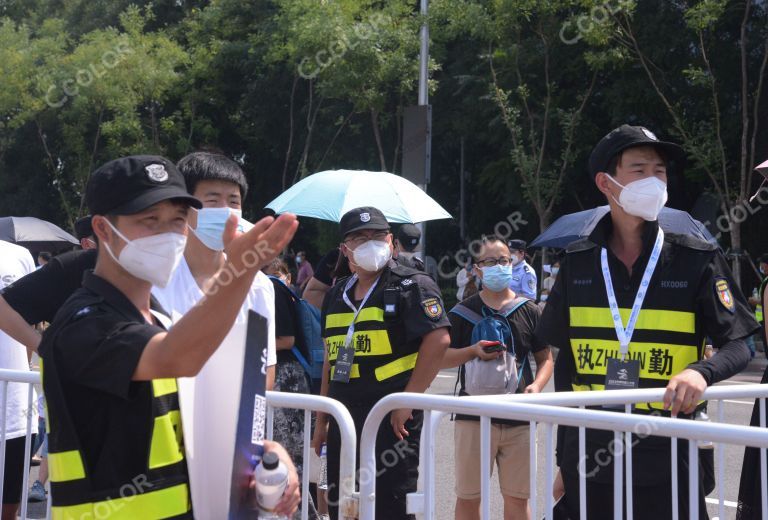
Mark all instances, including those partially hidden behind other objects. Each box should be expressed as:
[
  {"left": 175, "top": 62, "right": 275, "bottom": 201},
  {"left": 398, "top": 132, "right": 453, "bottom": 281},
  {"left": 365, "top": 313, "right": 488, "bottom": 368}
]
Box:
[
  {"left": 530, "top": 206, "right": 718, "bottom": 249},
  {"left": 0, "top": 216, "right": 78, "bottom": 253}
]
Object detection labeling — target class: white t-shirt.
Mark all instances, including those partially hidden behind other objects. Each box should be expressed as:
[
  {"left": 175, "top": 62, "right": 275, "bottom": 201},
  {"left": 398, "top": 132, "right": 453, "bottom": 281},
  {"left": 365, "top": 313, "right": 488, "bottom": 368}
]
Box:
[
  {"left": 0, "top": 240, "right": 38, "bottom": 439},
  {"left": 152, "top": 256, "right": 277, "bottom": 367}
]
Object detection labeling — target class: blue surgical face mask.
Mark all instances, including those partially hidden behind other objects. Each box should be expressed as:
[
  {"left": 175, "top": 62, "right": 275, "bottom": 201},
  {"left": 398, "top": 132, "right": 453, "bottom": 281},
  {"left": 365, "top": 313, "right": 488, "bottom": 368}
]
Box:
[
  {"left": 190, "top": 207, "right": 249, "bottom": 251},
  {"left": 480, "top": 264, "right": 514, "bottom": 292}
]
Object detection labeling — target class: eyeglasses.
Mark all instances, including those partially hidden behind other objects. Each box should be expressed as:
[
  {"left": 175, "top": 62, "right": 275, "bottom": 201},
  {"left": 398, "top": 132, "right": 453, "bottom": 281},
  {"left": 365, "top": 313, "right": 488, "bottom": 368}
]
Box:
[
  {"left": 344, "top": 230, "right": 390, "bottom": 248},
  {"left": 475, "top": 257, "right": 512, "bottom": 268}
]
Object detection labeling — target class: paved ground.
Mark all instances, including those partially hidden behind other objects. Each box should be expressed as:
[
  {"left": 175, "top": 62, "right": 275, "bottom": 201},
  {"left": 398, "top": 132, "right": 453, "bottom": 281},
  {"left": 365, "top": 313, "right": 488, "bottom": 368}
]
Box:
[{"left": 18, "top": 356, "right": 768, "bottom": 519}]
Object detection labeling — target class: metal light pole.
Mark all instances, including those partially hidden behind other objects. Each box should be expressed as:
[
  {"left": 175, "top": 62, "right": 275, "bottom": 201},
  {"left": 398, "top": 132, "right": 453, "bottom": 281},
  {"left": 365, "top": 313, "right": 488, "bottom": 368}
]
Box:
[{"left": 416, "top": 0, "right": 430, "bottom": 263}]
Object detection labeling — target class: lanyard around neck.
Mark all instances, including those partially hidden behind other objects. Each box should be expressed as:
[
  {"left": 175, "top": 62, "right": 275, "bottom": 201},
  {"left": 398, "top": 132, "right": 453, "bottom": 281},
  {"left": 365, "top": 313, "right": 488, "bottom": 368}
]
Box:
[
  {"left": 341, "top": 274, "right": 381, "bottom": 349},
  {"left": 600, "top": 227, "right": 664, "bottom": 360}
]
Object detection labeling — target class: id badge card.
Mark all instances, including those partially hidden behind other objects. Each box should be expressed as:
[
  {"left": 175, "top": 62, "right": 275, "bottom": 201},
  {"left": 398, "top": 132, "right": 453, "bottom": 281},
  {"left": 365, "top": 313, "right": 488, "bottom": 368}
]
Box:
[
  {"left": 603, "top": 358, "right": 640, "bottom": 410},
  {"left": 332, "top": 346, "right": 355, "bottom": 383}
]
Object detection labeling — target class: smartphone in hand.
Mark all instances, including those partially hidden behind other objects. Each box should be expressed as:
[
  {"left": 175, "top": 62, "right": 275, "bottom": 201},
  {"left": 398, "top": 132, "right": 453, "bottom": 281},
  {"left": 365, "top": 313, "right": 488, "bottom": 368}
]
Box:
[{"left": 482, "top": 341, "right": 505, "bottom": 353}]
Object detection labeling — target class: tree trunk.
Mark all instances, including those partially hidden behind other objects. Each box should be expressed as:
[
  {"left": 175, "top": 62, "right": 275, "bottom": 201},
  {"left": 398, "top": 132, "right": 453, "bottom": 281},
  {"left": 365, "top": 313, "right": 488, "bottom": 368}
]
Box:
[
  {"left": 730, "top": 217, "right": 743, "bottom": 286},
  {"left": 371, "top": 108, "right": 387, "bottom": 171},
  {"left": 281, "top": 75, "right": 299, "bottom": 190}
]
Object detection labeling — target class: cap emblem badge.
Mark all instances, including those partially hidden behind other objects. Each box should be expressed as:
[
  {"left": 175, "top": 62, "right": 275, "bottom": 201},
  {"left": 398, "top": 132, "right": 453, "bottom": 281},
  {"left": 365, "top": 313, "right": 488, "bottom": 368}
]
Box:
[
  {"left": 360, "top": 212, "right": 371, "bottom": 223},
  {"left": 145, "top": 164, "right": 169, "bottom": 183},
  {"left": 641, "top": 128, "right": 658, "bottom": 141}
]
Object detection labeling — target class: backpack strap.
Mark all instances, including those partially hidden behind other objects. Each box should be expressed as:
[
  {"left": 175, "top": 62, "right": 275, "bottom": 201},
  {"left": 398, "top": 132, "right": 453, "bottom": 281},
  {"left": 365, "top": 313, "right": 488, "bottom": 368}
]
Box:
[
  {"left": 448, "top": 302, "right": 483, "bottom": 325},
  {"left": 499, "top": 297, "right": 530, "bottom": 317},
  {"left": 291, "top": 347, "right": 312, "bottom": 375}
]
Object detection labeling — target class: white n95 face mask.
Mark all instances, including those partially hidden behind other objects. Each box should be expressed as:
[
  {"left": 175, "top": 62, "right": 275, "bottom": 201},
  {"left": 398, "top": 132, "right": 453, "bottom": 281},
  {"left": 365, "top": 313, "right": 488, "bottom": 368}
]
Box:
[
  {"left": 606, "top": 175, "right": 668, "bottom": 221},
  {"left": 352, "top": 240, "right": 392, "bottom": 272},
  {"left": 103, "top": 219, "right": 187, "bottom": 288}
]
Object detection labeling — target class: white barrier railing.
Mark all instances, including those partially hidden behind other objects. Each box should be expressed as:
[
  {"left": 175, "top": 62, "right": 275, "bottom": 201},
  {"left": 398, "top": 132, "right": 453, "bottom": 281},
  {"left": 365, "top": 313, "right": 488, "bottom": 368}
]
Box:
[
  {"left": 0, "top": 370, "right": 360, "bottom": 520},
  {"left": 360, "top": 387, "right": 768, "bottom": 520},
  {"left": 0, "top": 368, "right": 39, "bottom": 520},
  {"left": 266, "top": 390, "right": 358, "bottom": 520}
]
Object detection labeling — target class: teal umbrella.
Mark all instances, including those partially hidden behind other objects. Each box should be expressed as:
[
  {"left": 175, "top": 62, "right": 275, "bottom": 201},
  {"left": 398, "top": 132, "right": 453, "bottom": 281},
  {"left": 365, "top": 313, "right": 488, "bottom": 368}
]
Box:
[{"left": 266, "top": 169, "right": 452, "bottom": 223}]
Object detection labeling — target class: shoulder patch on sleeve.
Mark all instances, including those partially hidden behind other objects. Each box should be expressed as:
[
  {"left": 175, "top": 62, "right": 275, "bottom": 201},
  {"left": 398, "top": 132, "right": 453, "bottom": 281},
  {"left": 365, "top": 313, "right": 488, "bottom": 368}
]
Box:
[
  {"left": 422, "top": 297, "right": 444, "bottom": 321},
  {"left": 715, "top": 278, "right": 735, "bottom": 313}
]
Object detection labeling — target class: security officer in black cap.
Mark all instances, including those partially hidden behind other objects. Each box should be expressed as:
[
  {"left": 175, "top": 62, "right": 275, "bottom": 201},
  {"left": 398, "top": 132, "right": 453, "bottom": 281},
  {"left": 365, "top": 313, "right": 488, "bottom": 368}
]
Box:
[
  {"left": 507, "top": 238, "right": 537, "bottom": 299},
  {"left": 536, "top": 125, "right": 758, "bottom": 519},
  {"left": 38, "top": 155, "right": 300, "bottom": 518},
  {"left": 394, "top": 223, "right": 425, "bottom": 271},
  {"left": 312, "top": 206, "right": 450, "bottom": 520}
]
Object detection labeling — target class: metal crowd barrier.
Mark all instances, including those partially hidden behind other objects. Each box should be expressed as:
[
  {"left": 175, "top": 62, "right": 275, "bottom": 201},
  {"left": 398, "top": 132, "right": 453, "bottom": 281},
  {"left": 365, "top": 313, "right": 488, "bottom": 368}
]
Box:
[
  {"left": 0, "top": 368, "right": 38, "bottom": 520},
  {"left": 266, "top": 390, "right": 358, "bottom": 520},
  {"left": 360, "top": 387, "right": 768, "bottom": 520},
  {"left": 0, "top": 369, "right": 360, "bottom": 520}
]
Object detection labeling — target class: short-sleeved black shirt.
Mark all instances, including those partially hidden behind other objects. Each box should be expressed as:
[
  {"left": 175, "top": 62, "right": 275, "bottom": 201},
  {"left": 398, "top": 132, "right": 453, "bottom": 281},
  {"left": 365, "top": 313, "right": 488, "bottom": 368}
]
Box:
[
  {"left": 270, "top": 277, "right": 309, "bottom": 363},
  {"left": 320, "top": 261, "right": 450, "bottom": 404},
  {"left": 39, "top": 272, "right": 184, "bottom": 492},
  {"left": 1, "top": 249, "right": 96, "bottom": 324},
  {"left": 449, "top": 293, "right": 547, "bottom": 425}
]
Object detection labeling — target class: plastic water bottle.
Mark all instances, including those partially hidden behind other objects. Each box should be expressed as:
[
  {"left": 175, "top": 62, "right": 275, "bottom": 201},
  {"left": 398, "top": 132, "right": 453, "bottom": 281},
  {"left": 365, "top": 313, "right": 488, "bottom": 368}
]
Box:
[
  {"left": 318, "top": 443, "right": 328, "bottom": 491},
  {"left": 255, "top": 451, "right": 289, "bottom": 519}
]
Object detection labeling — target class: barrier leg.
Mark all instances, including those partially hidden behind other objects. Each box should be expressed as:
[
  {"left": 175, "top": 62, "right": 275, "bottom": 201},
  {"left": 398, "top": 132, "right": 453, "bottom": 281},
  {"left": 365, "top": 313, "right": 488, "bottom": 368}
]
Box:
[
  {"left": 301, "top": 409, "right": 311, "bottom": 520},
  {"left": 613, "top": 431, "right": 622, "bottom": 520},
  {"left": 625, "top": 404, "right": 633, "bottom": 520},
  {"left": 579, "top": 407, "right": 586, "bottom": 520},
  {"left": 761, "top": 398, "right": 767, "bottom": 520},
  {"left": 19, "top": 384, "right": 34, "bottom": 520},
  {"left": 689, "top": 437, "right": 699, "bottom": 520},
  {"left": 0, "top": 381, "right": 8, "bottom": 507},
  {"left": 671, "top": 438, "right": 679, "bottom": 520},
  {"left": 480, "top": 416, "right": 491, "bottom": 520},
  {"left": 545, "top": 423, "right": 554, "bottom": 520},
  {"left": 716, "top": 400, "right": 725, "bottom": 520},
  {"left": 530, "top": 421, "right": 537, "bottom": 520}
]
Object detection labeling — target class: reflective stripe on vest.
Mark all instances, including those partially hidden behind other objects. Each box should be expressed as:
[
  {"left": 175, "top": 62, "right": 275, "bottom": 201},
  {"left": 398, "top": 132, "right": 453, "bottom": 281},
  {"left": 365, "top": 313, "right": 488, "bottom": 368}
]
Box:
[
  {"left": 46, "top": 375, "right": 189, "bottom": 516},
  {"left": 51, "top": 483, "right": 190, "bottom": 520},
  {"left": 569, "top": 306, "right": 699, "bottom": 411},
  {"left": 757, "top": 304, "right": 763, "bottom": 323}
]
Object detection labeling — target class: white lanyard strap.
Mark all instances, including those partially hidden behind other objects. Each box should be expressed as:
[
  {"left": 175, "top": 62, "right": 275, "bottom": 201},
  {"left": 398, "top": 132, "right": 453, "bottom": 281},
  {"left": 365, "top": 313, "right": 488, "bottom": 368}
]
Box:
[
  {"left": 600, "top": 228, "right": 664, "bottom": 359},
  {"left": 341, "top": 274, "right": 381, "bottom": 349}
]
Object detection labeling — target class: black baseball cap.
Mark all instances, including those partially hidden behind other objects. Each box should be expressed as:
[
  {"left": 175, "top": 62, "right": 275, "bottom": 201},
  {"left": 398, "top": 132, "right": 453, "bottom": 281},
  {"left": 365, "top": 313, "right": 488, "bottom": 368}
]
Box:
[
  {"left": 396, "top": 224, "right": 421, "bottom": 249},
  {"left": 588, "top": 124, "right": 686, "bottom": 179},
  {"left": 86, "top": 155, "right": 202, "bottom": 215},
  {"left": 339, "top": 207, "right": 390, "bottom": 237},
  {"left": 508, "top": 239, "right": 527, "bottom": 251},
  {"left": 73, "top": 215, "right": 93, "bottom": 240}
]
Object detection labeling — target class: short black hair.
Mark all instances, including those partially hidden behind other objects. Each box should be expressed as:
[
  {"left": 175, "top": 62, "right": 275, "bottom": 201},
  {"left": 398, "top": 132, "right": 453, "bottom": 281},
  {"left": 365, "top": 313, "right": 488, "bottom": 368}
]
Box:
[
  {"left": 473, "top": 235, "right": 511, "bottom": 262},
  {"left": 177, "top": 152, "right": 249, "bottom": 198}
]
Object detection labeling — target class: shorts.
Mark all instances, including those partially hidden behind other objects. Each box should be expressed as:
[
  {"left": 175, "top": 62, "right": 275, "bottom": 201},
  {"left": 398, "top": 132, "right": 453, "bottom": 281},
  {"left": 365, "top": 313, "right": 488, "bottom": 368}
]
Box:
[
  {"left": 2, "top": 434, "right": 37, "bottom": 504},
  {"left": 454, "top": 420, "right": 529, "bottom": 500}
]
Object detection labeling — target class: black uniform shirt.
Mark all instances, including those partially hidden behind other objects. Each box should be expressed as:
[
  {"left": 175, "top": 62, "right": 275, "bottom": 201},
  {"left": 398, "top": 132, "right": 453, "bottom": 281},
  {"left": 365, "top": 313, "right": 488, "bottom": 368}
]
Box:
[
  {"left": 537, "top": 214, "right": 757, "bottom": 391},
  {"left": 1, "top": 249, "right": 97, "bottom": 324},
  {"left": 320, "top": 261, "right": 450, "bottom": 404},
  {"left": 449, "top": 293, "right": 547, "bottom": 425},
  {"left": 39, "top": 272, "right": 186, "bottom": 493},
  {"left": 535, "top": 213, "right": 758, "bottom": 482},
  {"left": 270, "top": 277, "right": 308, "bottom": 363}
]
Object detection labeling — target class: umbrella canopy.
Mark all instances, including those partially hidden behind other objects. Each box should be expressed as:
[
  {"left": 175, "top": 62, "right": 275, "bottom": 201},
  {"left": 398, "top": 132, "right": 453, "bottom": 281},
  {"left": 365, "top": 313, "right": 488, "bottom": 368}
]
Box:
[
  {"left": 266, "top": 169, "right": 452, "bottom": 223},
  {"left": 756, "top": 158, "right": 768, "bottom": 177},
  {"left": 0, "top": 216, "right": 78, "bottom": 252},
  {"left": 529, "top": 206, "right": 717, "bottom": 249}
]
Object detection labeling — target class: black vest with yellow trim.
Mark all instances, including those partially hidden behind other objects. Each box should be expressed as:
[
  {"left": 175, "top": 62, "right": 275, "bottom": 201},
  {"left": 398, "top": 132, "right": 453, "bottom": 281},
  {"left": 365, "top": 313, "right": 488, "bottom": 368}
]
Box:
[
  {"left": 565, "top": 231, "right": 715, "bottom": 412},
  {"left": 40, "top": 304, "right": 191, "bottom": 519},
  {"left": 324, "top": 265, "right": 425, "bottom": 400}
]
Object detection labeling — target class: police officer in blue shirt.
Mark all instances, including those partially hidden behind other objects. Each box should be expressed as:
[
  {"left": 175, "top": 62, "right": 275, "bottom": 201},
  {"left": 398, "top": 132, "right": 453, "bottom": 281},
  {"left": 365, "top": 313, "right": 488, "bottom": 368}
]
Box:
[{"left": 508, "top": 239, "right": 537, "bottom": 299}]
